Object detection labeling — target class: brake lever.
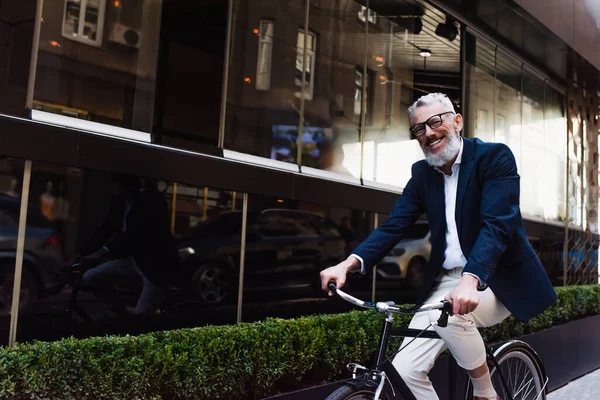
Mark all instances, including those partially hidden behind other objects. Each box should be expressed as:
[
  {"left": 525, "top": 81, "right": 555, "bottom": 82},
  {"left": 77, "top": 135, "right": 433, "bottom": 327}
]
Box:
[{"left": 437, "top": 300, "right": 451, "bottom": 328}]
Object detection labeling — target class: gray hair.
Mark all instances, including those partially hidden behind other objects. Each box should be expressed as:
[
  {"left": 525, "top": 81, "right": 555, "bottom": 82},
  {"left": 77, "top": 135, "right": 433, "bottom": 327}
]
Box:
[{"left": 408, "top": 92, "right": 456, "bottom": 122}]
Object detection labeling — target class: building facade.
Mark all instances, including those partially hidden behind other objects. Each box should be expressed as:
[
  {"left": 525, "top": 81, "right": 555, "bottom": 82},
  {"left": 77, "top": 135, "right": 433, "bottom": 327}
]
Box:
[{"left": 0, "top": 0, "right": 598, "bottom": 346}]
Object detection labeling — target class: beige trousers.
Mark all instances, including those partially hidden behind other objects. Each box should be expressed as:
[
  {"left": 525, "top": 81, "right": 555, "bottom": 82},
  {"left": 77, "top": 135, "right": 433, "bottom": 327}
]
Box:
[{"left": 392, "top": 267, "right": 510, "bottom": 400}]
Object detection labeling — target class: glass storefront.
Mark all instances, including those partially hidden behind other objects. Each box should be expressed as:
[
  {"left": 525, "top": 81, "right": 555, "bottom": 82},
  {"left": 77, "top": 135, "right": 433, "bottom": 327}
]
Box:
[
  {"left": 26, "top": 0, "right": 571, "bottom": 207},
  {"left": 465, "top": 32, "right": 567, "bottom": 221},
  {"left": 2, "top": 0, "right": 595, "bottom": 345},
  {"left": 10, "top": 161, "right": 388, "bottom": 343}
]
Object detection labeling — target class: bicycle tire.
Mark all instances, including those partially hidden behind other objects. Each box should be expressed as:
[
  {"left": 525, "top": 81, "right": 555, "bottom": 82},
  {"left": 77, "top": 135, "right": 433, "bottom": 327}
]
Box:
[
  {"left": 325, "top": 379, "right": 397, "bottom": 400},
  {"left": 465, "top": 340, "right": 546, "bottom": 400}
]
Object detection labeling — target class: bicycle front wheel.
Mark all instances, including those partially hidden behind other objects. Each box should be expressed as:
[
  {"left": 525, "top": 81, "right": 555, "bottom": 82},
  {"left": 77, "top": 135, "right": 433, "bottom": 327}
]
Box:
[
  {"left": 325, "top": 379, "right": 396, "bottom": 400},
  {"left": 466, "top": 340, "right": 546, "bottom": 400}
]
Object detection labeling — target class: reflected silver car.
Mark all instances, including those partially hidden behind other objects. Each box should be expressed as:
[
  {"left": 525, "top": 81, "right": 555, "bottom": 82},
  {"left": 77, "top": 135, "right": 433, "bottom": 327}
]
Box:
[{"left": 375, "top": 222, "right": 430, "bottom": 289}]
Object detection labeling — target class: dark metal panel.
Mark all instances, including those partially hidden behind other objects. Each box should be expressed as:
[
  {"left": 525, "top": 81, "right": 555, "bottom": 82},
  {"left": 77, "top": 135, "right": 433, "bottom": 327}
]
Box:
[
  {"left": 75, "top": 133, "right": 295, "bottom": 200},
  {"left": 0, "top": 114, "right": 78, "bottom": 165},
  {"left": 426, "top": 0, "right": 567, "bottom": 89},
  {"left": 0, "top": 114, "right": 402, "bottom": 214},
  {"left": 522, "top": 314, "right": 600, "bottom": 392},
  {"left": 293, "top": 174, "right": 398, "bottom": 214}
]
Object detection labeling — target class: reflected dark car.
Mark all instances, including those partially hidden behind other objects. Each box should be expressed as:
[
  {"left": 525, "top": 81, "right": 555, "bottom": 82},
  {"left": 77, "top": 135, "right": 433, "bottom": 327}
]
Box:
[
  {"left": 177, "top": 209, "right": 346, "bottom": 305},
  {"left": 0, "top": 195, "right": 64, "bottom": 316}
]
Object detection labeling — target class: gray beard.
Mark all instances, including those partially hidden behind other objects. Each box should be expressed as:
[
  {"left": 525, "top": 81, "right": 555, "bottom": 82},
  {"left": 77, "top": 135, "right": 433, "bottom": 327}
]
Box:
[{"left": 423, "top": 134, "right": 461, "bottom": 167}]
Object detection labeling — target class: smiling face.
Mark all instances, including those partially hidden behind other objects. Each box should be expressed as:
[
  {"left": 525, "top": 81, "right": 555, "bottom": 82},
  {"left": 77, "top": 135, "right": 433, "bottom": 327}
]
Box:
[{"left": 411, "top": 102, "right": 463, "bottom": 170}]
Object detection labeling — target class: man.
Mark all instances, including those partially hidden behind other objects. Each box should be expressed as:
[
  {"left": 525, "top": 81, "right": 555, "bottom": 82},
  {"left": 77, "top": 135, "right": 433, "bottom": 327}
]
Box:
[
  {"left": 78, "top": 174, "right": 180, "bottom": 316},
  {"left": 320, "top": 93, "right": 557, "bottom": 400}
]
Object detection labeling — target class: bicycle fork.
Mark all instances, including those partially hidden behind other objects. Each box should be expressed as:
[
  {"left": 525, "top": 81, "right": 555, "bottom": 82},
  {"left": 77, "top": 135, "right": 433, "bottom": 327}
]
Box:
[{"left": 347, "top": 363, "right": 395, "bottom": 400}]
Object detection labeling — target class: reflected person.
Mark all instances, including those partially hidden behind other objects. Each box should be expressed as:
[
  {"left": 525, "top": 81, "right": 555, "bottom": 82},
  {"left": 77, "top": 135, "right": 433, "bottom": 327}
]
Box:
[{"left": 79, "top": 174, "right": 179, "bottom": 315}]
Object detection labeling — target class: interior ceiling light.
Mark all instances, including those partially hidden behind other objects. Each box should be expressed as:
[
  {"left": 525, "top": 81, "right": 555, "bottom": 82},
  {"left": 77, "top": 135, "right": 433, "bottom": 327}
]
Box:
[{"left": 419, "top": 48, "right": 432, "bottom": 57}]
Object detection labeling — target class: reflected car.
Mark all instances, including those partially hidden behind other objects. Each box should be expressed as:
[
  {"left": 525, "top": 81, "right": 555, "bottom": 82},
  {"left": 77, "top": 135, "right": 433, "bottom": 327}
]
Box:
[
  {"left": 177, "top": 209, "right": 347, "bottom": 305},
  {"left": 374, "top": 221, "right": 430, "bottom": 289},
  {"left": 0, "top": 195, "right": 64, "bottom": 316}
]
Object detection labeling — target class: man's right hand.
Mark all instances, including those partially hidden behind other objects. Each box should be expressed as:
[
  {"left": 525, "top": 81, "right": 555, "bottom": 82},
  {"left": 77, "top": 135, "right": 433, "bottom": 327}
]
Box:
[{"left": 320, "top": 256, "right": 361, "bottom": 296}]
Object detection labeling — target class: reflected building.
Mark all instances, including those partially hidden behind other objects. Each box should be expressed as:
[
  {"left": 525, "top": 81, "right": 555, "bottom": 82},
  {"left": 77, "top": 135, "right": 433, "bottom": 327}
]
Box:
[{"left": 0, "top": 0, "right": 599, "bottom": 345}]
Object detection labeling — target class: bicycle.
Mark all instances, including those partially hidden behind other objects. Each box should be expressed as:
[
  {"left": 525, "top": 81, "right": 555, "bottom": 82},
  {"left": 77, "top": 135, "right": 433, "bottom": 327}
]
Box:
[{"left": 324, "top": 281, "right": 548, "bottom": 400}]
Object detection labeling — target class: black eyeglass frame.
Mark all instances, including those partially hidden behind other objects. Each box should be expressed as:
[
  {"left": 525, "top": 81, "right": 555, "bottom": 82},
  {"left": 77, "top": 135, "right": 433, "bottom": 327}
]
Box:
[{"left": 409, "top": 111, "right": 456, "bottom": 138}]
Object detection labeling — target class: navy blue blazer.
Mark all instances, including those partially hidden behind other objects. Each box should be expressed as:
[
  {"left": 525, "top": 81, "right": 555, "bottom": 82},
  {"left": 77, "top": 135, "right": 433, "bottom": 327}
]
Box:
[{"left": 353, "top": 137, "right": 557, "bottom": 321}]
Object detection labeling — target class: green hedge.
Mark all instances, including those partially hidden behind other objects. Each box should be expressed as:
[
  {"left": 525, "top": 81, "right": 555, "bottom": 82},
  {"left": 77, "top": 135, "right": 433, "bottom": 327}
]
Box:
[{"left": 1, "top": 285, "right": 600, "bottom": 400}]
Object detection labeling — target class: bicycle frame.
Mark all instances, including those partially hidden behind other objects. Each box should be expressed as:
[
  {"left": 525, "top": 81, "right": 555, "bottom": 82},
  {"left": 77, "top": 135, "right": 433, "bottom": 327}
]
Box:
[{"left": 329, "top": 282, "right": 519, "bottom": 400}]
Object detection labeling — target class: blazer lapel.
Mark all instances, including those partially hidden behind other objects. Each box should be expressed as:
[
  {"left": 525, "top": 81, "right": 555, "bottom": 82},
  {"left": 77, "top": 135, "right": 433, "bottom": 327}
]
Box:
[{"left": 455, "top": 137, "right": 475, "bottom": 236}]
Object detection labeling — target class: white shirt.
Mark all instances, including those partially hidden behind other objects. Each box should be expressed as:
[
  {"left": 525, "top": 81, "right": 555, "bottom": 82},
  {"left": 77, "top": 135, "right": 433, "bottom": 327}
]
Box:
[
  {"left": 436, "top": 137, "right": 467, "bottom": 270},
  {"left": 352, "top": 137, "right": 481, "bottom": 283}
]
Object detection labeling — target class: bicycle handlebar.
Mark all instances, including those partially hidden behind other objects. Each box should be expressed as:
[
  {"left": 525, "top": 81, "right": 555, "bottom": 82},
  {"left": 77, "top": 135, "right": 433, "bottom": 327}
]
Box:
[{"left": 327, "top": 280, "right": 451, "bottom": 327}]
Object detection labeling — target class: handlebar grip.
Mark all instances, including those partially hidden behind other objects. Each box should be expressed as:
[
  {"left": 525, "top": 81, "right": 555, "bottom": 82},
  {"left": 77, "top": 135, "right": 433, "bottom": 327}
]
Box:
[{"left": 327, "top": 280, "right": 338, "bottom": 292}]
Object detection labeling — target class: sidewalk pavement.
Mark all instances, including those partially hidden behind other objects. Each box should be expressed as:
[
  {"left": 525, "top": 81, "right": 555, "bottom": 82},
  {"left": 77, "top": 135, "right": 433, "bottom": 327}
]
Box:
[{"left": 547, "top": 368, "right": 600, "bottom": 399}]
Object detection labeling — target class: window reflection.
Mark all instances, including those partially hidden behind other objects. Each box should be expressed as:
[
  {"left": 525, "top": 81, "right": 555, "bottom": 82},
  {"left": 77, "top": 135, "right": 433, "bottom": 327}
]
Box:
[
  {"left": 15, "top": 164, "right": 241, "bottom": 343},
  {"left": 495, "top": 51, "right": 523, "bottom": 169},
  {"left": 362, "top": 0, "right": 461, "bottom": 188},
  {"left": 225, "top": 0, "right": 364, "bottom": 177},
  {"left": 35, "top": 0, "right": 161, "bottom": 132},
  {"left": 465, "top": 36, "right": 567, "bottom": 221},
  {"left": 544, "top": 86, "right": 567, "bottom": 220},
  {"left": 521, "top": 68, "right": 545, "bottom": 217},
  {"left": 241, "top": 197, "right": 373, "bottom": 321},
  {"left": 0, "top": 158, "right": 26, "bottom": 345},
  {"left": 465, "top": 36, "right": 495, "bottom": 141},
  {"left": 568, "top": 109, "right": 584, "bottom": 227}
]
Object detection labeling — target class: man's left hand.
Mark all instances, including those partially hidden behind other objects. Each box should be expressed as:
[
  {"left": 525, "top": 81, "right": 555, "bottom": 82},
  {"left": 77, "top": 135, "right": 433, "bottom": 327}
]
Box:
[{"left": 444, "top": 275, "right": 480, "bottom": 315}]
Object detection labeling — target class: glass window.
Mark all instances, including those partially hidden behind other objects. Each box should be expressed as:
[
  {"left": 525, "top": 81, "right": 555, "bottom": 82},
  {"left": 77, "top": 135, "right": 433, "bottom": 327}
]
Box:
[
  {"left": 465, "top": 34, "right": 496, "bottom": 141},
  {"left": 495, "top": 50, "right": 522, "bottom": 171},
  {"left": 34, "top": 0, "right": 161, "bottom": 135},
  {"left": 225, "top": 0, "right": 362, "bottom": 178},
  {"left": 473, "top": 0, "right": 567, "bottom": 79},
  {"left": 15, "top": 163, "right": 243, "bottom": 343},
  {"left": 0, "top": 0, "right": 35, "bottom": 116},
  {"left": 543, "top": 85, "right": 567, "bottom": 220},
  {"left": 153, "top": 1, "right": 226, "bottom": 151},
  {"left": 568, "top": 107, "right": 584, "bottom": 227},
  {"left": 362, "top": 1, "right": 461, "bottom": 188},
  {"left": 521, "top": 68, "right": 545, "bottom": 217}
]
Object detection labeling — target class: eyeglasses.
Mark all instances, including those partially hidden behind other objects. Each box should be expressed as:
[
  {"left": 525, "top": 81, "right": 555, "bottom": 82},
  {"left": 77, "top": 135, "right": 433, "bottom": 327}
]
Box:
[{"left": 409, "top": 111, "right": 455, "bottom": 138}]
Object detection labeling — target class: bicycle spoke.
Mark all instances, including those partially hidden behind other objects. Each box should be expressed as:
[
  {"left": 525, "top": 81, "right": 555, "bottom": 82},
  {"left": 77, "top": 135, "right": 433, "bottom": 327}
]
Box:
[{"left": 490, "top": 349, "right": 543, "bottom": 400}]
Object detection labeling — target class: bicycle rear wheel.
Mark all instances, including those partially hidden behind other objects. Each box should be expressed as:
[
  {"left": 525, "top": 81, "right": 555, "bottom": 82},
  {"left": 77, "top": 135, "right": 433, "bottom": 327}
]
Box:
[
  {"left": 466, "top": 340, "right": 546, "bottom": 400},
  {"left": 325, "top": 379, "right": 396, "bottom": 400}
]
